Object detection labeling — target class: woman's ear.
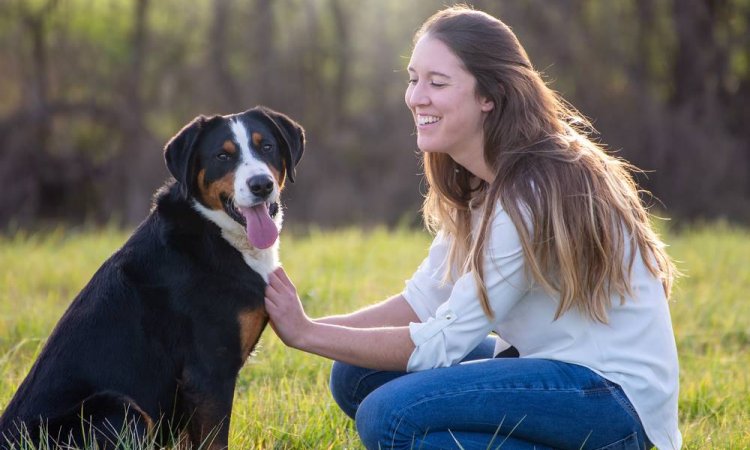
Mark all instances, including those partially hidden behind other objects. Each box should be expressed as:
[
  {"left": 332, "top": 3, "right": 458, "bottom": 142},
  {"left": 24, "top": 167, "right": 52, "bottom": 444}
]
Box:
[{"left": 480, "top": 97, "right": 495, "bottom": 112}]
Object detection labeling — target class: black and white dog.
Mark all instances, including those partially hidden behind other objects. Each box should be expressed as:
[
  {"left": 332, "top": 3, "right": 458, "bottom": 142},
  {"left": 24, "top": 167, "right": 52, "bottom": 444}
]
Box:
[{"left": 0, "top": 106, "right": 304, "bottom": 449}]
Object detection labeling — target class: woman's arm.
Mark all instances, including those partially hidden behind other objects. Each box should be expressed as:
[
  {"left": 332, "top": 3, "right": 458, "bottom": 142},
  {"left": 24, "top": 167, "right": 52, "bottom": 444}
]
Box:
[
  {"left": 294, "top": 322, "right": 414, "bottom": 371},
  {"left": 264, "top": 268, "right": 415, "bottom": 371},
  {"left": 316, "top": 294, "right": 420, "bottom": 328}
]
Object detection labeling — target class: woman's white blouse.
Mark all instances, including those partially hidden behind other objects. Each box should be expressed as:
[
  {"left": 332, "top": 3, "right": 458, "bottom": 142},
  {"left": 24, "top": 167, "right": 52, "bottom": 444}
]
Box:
[{"left": 402, "top": 205, "right": 682, "bottom": 449}]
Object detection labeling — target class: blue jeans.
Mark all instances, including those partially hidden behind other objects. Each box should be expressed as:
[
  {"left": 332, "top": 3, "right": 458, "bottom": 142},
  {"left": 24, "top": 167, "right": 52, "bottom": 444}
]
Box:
[{"left": 329, "top": 338, "right": 652, "bottom": 450}]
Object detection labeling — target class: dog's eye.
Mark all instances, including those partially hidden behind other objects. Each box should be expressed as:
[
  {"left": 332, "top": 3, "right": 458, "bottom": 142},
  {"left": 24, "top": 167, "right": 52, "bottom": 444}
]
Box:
[
  {"left": 216, "top": 152, "right": 232, "bottom": 161},
  {"left": 262, "top": 143, "right": 273, "bottom": 153}
]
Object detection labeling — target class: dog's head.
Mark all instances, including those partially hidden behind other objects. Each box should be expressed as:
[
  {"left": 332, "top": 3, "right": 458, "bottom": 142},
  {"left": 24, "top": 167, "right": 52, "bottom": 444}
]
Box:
[{"left": 164, "top": 106, "right": 305, "bottom": 250}]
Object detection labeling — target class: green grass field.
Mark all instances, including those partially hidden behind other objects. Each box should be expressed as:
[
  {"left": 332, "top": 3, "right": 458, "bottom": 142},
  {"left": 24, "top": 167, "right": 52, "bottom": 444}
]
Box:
[{"left": 0, "top": 224, "right": 748, "bottom": 449}]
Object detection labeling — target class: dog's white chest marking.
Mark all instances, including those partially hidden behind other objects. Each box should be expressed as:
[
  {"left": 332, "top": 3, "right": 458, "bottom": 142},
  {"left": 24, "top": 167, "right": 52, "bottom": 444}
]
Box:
[
  {"left": 223, "top": 229, "right": 280, "bottom": 282},
  {"left": 191, "top": 201, "right": 281, "bottom": 281}
]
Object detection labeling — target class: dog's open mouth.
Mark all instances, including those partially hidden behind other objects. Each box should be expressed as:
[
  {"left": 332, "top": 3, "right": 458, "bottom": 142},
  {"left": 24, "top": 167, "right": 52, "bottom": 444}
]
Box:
[{"left": 222, "top": 195, "right": 279, "bottom": 249}]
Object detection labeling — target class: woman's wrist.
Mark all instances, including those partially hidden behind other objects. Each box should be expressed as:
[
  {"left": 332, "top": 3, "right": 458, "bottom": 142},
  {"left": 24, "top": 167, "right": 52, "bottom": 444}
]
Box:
[{"left": 286, "top": 316, "right": 316, "bottom": 350}]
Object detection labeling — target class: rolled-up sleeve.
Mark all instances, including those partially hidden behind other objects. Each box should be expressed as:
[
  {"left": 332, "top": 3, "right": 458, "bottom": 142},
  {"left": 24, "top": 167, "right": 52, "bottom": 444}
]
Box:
[
  {"left": 406, "top": 207, "right": 530, "bottom": 372},
  {"left": 401, "top": 231, "right": 454, "bottom": 322}
]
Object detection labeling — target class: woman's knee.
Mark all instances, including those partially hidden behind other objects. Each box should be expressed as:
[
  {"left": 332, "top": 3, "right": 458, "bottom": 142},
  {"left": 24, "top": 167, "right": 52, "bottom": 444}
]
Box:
[
  {"left": 330, "top": 361, "right": 409, "bottom": 420},
  {"left": 355, "top": 387, "right": 402, "bottom": 450},
  {"left": 355, "top": 377, "right": 435, "bottom": 450},
  {"left": 329, "top": 361, "right": 362, "bottom": 419}
]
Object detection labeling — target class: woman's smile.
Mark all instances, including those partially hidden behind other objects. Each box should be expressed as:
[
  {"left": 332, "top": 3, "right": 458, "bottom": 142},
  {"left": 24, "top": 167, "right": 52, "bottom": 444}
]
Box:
[{"left": 417, "top": 114, "right": 442, "bottom": 127}]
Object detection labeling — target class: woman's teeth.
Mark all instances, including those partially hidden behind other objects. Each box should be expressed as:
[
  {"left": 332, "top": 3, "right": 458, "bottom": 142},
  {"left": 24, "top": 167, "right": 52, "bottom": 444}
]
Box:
[{"left": 418, "top": 115, "right": 441, "bottom": 125}]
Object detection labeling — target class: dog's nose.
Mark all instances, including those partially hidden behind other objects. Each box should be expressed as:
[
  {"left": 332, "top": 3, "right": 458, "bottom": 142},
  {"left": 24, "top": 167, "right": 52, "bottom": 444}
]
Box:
[{"left": 247, "top": 175, "right": 274, "bottom": 199}]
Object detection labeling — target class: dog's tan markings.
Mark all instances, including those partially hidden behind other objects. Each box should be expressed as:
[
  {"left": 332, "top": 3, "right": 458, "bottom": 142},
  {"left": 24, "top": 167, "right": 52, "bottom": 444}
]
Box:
[
  {"left": 197, "top": 169, "right": 235, "bottom": 210},
  {"left": 268, "top": 165, "right": 285, "bottom": 190},
  {"left": 179, "top": 370, "right": 231, "bottom": 449},
  {"left": 222, "top": 140, "right": 237, "bottom": 154},
  {"left": 123, "top": 399, "right": 156, "bottom": 433},
  {"left": 190, "top": 406, "right": 227, "bottom": 450},
  {"left": 238, "top": 309, "right": 268, "bottom": 361},
  {"left": 252, "top": 132, "right": 263, "bottom": 147}
]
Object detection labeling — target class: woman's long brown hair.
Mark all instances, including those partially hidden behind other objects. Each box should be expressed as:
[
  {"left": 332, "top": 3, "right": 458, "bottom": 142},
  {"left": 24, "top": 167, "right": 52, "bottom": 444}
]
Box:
[{"left": 418, "top": 5, "right": 676, "bottom": 322}]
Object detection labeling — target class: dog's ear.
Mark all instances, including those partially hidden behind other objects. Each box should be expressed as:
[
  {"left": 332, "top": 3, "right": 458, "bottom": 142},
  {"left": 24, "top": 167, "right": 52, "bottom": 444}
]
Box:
[
  {"left": 256, "top": 107, "right": 305, "bottom": 183},
  {"left": 163, "top": 115, "right": 220, "bottom": 199}
]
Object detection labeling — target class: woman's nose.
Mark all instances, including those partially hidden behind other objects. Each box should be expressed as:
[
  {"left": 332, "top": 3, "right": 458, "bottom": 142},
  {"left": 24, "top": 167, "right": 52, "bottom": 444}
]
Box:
[{"left": 405, "top": 82, "right": 429, "bottom": 108}]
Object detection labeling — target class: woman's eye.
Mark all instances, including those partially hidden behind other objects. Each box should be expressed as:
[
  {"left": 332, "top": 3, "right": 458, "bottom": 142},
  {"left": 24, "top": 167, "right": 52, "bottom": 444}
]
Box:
[
  {"left": 216, "top": 152, "right": 232, "bottom": 161},
  {"left": 407, "top": 79, "right": 417, "bottom": 85},
  {"left": 430, "top": 81, "right": 446, "bottom": 87}
]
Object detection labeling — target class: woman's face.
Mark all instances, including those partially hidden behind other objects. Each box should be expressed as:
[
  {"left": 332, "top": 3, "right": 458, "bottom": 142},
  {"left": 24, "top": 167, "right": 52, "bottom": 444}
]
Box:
[{"left": 405, "top": 35, "right": 494, "bottom": 161}]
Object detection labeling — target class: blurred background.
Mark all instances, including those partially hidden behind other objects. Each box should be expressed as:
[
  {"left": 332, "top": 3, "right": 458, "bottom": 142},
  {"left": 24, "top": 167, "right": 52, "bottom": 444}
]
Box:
[{"left": 0, "top": 0, "right": 748, "bottom": 230}]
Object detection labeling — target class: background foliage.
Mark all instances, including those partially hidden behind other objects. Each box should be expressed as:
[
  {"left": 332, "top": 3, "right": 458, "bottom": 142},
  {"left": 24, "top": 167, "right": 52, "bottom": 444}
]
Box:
[{"left": 1, "top": 0, "right": 748, "bottom": 228}]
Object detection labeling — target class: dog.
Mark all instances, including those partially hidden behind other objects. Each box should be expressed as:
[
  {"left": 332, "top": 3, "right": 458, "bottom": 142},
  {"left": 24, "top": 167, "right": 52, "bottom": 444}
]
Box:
[{"left": 0, "top": 106, "right": 304, "bottom": 449}]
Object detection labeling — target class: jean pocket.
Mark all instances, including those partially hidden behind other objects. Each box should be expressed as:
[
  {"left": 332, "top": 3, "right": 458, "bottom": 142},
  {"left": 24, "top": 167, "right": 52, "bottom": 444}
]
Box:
[
  {"left": 594, "top": 432, "right": 642, "bottom": 450},
  {"left": 603, "top": 380, "right": 641, "bottom": 423}
]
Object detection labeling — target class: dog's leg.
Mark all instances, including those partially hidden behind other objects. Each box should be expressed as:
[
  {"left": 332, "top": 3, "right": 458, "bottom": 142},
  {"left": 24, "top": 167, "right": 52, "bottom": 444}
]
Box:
[
  {"left": 46, "top": 391, "right": 154, "bottom": 449},
  {"left": 180, "top": 372, "right": 236, "bottom": 450}
]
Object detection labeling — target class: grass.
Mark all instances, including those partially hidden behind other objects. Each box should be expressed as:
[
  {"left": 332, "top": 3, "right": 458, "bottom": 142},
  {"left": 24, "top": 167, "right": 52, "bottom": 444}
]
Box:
[{"left": 0, "top": 223, "right": 748, "bottom": 448}]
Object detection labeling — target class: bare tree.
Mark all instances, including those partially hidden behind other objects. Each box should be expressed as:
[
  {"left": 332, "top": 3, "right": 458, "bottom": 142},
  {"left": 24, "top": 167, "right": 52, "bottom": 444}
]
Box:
[
  {"left": 210, "top": 0, "right": 242, "bottom": 109},
  {"left": 115, "top": 0, "right": 163, "bottom": 223}
]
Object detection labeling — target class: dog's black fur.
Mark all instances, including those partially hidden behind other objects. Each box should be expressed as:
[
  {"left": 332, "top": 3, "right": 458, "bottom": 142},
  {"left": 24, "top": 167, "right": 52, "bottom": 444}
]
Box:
[{"left": 0, "top": 107, "right": 304, "bottom": 449}]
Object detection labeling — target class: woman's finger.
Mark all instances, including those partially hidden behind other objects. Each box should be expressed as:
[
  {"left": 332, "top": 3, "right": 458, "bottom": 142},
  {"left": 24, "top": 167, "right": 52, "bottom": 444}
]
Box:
[
  {"left": 269, "top": 270, "right": 293, "bottom": 295},
  {"left": 275, "top": 266, "right": 295, "bottom": 289},
  {"left": 268, "top": 270, "right": 281, "bottom": 288},
  {"left": 265, "top": 282, "right": 281, "bottom": 299},
  {"left": 268, "top": 275, "right": 293, "bottom": 299}
]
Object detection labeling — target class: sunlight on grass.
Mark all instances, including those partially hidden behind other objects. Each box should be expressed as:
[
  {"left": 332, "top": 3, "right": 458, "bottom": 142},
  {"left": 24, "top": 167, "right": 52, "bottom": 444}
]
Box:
[{"left": 0, "top": 224, "right": 748, "bottom": 448}]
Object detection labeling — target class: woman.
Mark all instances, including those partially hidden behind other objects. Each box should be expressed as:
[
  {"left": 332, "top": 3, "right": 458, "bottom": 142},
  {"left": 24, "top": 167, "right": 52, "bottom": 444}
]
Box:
[{"left": 265, "top": 5, "right": 680, "bottom": 449}]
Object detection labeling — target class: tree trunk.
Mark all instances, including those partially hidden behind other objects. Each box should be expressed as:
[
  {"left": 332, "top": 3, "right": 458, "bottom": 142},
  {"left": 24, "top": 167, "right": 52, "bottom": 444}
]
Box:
[
  {"left": 210, "top": 0, "right": 241, "bottom": 109},
  {"left": 118, "top": 0, "right": 163, "bottom": 224}
]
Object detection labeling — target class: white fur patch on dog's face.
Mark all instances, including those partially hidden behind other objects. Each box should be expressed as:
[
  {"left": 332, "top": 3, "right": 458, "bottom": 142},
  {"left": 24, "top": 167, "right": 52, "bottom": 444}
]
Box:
[{"left": 230, "top": 119, "right": 281, "bottom": 209}]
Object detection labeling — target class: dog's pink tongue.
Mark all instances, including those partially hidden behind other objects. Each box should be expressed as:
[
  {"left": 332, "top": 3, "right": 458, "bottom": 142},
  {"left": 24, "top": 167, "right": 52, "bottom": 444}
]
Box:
[{"left": 240, "top": 204, "right": 278, "bottom": 249}]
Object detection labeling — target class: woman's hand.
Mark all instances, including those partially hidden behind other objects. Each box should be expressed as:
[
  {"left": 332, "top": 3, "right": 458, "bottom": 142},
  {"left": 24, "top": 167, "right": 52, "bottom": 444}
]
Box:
[
  {"left": 264, "top": 267, "right": 311, "bottom": 348},
  {"left": 264, "top": 266, "right": 414, "bottom": 370}
]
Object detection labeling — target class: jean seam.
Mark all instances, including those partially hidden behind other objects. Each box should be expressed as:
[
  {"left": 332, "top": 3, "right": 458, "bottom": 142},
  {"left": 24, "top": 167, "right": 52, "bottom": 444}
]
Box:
[
  {"left": 387, "top": 384, "right": 613, "bottom": 430},
  {"left": 350, "top": 371, "right": 376, "bottom": 406},
  {"left": 382, "top": 384, "right": 632, "bottom": 449},
  {"left": 580, "top": 386, "right": 615, "bottom": 396},
  {"left": 593, "top": 431, "right": 639, "bottom": 450},
  {"left": 385, "top": 387, "right": 592, "bottom": 447},
  {"left": 349, "top": 375, "right": 367, "bottom": 404},
  {"left": 410, "top": 386, "right": 611, "bottom": 398},
  {"left": 604, "top": 383, "right": 641, "bottom": 424}
]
